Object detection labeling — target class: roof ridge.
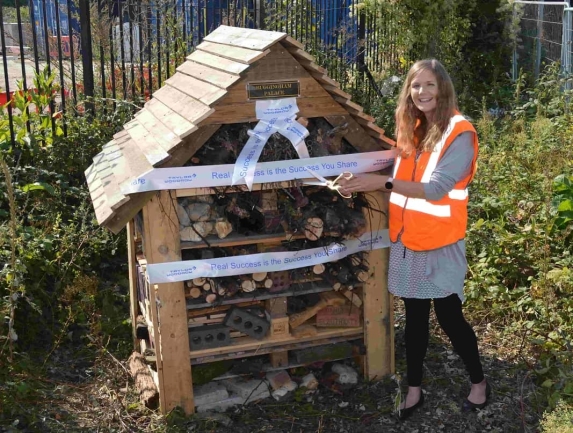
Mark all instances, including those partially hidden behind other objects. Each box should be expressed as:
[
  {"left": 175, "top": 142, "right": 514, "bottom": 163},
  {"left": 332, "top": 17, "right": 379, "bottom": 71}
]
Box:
[
  {"left": 203, "top": 25, "right": 287, "bottom": 51},
  {"left": 196, "top": 40, "right": 270, "bottom": 64},
  {"left": 85, "top": 26, "right": 396, "bottom": 232}
]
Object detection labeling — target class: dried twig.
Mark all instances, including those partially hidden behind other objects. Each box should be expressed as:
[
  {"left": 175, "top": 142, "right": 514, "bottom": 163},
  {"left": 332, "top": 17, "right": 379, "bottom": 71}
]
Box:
[{"left": 86, "top": 334, "right": 131, "bottom": 378}]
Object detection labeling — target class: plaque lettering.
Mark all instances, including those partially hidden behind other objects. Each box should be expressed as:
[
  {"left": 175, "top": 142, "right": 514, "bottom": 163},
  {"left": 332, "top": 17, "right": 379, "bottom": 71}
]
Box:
[{"left": 247, "top": 81, "right": 300, "bottom": 100}]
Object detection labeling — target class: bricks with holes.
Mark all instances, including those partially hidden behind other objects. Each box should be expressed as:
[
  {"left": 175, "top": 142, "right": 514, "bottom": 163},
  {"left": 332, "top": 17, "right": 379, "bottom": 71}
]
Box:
[
  {"left": 188, "top": 324, "right": 232, "bottom": 350},
  {"left": 223, "top": 306, "right": 270, "bottom": 340}
]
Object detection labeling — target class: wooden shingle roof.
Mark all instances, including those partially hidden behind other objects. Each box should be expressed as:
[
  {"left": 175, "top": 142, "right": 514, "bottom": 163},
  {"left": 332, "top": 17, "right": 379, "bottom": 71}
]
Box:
[{"left": 85, "top": 25, "right": 395, "bottom": 234}]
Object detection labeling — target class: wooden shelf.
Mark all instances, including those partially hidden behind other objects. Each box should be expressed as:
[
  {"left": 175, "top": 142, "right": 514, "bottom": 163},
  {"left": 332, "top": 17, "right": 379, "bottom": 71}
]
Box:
[
  {"left": 181, "top": 231, "right": 295, "bottom": 250},
  {"left": 186, "top": 281, "right": 340, "bottom": 310},
  {"left": 181, "top": 230, "right": 342, "bottom": 250},
  {"left": 190, "top": 326, "right": 363, "bottom": 364}
]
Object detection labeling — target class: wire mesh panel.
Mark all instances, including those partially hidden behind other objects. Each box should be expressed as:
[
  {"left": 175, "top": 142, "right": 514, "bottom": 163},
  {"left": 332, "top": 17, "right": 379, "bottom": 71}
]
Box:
[{"left": 512, "top": 1, "right": 570, "bottom": 80}]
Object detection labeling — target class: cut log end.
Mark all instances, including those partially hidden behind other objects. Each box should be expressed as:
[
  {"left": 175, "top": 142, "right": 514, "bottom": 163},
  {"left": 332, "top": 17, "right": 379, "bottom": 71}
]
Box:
[
  {"left": 189, "top": 287, "right": 202, "bottom": 299},
  {"left": 252, "top": 272, "right": 268, "bottom": 282},
  {"left": 313, "top": 263, "right": 326, "bottom": 275},
  {"left": 241, "top": 279, "right": 256, "bottom": 292},
  {"left": 193, "top": 277, "right": 207, "bottom": 286}
]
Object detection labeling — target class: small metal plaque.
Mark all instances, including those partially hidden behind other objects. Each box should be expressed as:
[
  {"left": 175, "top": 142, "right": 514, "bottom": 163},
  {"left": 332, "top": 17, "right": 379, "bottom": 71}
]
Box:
[{"left": 247, "top": 81, "right": 300, "bottom": 100}]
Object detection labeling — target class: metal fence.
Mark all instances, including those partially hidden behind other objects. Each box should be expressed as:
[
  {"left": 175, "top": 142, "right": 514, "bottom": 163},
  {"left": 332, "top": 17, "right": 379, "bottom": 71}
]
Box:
[
  {"left": 512, "top": 0, "right": 573, "bottom": 81},
  {"left": 0, "top": 0, "right": 408, "bottom": 143}
]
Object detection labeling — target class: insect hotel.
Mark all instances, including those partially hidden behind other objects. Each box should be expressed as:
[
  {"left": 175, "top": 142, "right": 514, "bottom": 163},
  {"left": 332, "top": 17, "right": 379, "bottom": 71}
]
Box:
[{"left": 85, "top": 25, "right": 396, "bottom": 414}]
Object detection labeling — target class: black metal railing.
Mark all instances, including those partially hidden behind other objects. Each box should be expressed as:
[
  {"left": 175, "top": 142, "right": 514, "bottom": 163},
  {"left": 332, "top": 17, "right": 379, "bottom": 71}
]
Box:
[{"left": 0, "top": 0, "right": 408, "bottom": 141}]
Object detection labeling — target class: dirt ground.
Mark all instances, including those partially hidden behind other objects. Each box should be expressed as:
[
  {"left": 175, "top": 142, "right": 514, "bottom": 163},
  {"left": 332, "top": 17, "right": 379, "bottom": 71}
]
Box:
[{"left": 0, "top": 301, "right": 544, "bottom": 433}]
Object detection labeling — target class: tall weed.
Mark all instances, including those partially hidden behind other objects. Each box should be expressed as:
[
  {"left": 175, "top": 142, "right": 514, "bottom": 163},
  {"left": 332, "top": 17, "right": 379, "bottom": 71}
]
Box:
[
  {"left": 0, "top": 68, "right": 133, "bottom": 360},
  {"left": 466, "top": 69, "right": 573, "bottom": 409}
]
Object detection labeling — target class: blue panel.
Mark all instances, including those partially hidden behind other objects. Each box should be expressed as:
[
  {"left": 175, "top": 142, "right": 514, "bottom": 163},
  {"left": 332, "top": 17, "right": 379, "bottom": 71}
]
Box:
[
  {"left": 30, "top": 0, "right": 358, "bottom": 61},
  {"left": 32, "top": 0, "right": 80, "bottom": 46}
]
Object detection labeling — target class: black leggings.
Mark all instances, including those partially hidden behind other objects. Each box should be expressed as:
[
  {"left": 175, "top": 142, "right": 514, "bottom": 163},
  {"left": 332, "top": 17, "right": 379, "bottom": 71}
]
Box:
[{"left": 403, "top": 294, "right": 484, "bottom": 387}]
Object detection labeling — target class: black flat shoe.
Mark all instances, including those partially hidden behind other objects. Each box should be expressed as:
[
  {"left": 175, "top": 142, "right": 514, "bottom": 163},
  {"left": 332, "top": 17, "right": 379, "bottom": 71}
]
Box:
[
  {"left": 397, "top": 392, "right": 425, "bottom": 421},
  {"left": 462, "top": 381, "right": 492, "bottom": 412}
]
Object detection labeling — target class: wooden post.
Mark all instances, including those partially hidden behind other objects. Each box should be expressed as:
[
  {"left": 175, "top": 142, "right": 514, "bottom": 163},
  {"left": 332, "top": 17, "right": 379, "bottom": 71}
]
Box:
[
  {"left": 143, "top": 190, "right": 194, "bottom": 414},
  {"left": 127, "top": 220, "right": 139, "bottom": 350},
  {"left": 362, "top": 191, "right": 393, "bottom": 380},
  {"left": 265, "top": 297, "right": 289, "bottom": 367}
]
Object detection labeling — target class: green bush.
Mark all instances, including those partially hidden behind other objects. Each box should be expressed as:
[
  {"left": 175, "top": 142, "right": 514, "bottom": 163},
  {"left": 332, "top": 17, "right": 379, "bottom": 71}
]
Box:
[
  {"left": 465, "top": 68, "right": 573, "bottom": 408},
  {"left": 540, "top": 401, "right": 573, "bottom": 433},
  {"left": 0, "top": 68, "right": 134, "bottom": 358}
]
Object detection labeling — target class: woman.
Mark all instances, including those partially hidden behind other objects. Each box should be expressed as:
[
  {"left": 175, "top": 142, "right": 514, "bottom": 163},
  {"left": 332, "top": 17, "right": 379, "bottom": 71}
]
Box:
[{"left": 338, "top": 59, "right": 489, "bottom": 420}]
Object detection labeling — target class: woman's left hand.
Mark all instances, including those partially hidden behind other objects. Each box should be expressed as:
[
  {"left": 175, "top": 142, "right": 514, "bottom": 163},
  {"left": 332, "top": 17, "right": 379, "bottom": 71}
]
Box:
[{"left": 337, "top": 173, "right": 389, "bottom": 194}]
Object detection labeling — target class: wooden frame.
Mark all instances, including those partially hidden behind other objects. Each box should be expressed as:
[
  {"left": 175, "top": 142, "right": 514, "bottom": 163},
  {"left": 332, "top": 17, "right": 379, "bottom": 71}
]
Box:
[
  {"left": 86, "top": 25, "right": 396, "bottom": 415},
  {"left": 131, "top": 189, "right": 392, "bottom": 413}
]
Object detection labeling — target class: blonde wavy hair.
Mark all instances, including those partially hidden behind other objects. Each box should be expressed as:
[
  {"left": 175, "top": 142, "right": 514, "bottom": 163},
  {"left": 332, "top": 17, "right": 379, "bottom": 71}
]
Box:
[{"left": 395, "top": 59, "right": 458, "bottom": 156}]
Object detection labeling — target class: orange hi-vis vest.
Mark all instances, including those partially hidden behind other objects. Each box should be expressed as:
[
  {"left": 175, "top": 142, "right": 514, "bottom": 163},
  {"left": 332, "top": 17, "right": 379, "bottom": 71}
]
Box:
[{"left": 389, "top": 114, "right": 479, "bottom": 251}]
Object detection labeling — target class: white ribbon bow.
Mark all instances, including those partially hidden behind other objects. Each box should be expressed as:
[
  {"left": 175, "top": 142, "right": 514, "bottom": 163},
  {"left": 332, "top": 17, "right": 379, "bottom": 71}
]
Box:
[{"left": 231, "top": 98, "right": 310, "bottom": 190}]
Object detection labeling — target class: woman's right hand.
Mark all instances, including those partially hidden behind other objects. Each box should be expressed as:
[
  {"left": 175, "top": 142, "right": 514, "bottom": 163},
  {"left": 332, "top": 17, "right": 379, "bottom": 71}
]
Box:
[{"left": 337, "top": 173, "right": 388, "bottom": 194}]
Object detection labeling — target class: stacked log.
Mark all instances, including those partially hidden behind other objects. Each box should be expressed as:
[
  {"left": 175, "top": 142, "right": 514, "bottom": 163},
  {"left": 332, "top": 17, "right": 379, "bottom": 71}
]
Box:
[
  {"left": 184, "top": 271, "right": 277, "bottom": 303},
  {"left": 182, "top": 256, "right": 370, "bottom": 303}
]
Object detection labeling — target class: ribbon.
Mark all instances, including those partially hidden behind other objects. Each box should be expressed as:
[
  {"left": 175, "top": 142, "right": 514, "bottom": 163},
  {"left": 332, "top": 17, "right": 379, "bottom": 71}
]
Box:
[
  {"left": 119, "top": 150, "right": 396, "bottom": 194},
  {"left": 232, "top": 98, "right": 310, "bottom": 190},
  {"left": 146, "top": 229, "right": 390, "bottom": 284}
]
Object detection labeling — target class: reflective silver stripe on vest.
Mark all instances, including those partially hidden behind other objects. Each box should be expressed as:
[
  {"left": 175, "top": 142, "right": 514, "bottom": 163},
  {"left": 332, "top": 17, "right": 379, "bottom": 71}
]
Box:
[
  {"left": 420, "top": 114, "right": 466, "bottom": 182},
  {"left": 448, "top": 188, "right": 468, "bottom": 200},
  {"left": 390, "top": 192, "right": 451, "bottom": 217}
]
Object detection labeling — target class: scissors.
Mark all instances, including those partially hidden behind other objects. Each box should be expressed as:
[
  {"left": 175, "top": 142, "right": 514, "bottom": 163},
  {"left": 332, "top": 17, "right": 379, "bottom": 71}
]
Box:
[{"left": 302, "top": 167, "right": 354, "bottom": 198}]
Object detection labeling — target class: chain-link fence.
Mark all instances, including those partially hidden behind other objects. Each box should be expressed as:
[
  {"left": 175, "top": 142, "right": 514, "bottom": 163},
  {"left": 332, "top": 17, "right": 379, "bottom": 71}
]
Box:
[{"left": 512, "top": 0, "right": 572, "bottom": 82}]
